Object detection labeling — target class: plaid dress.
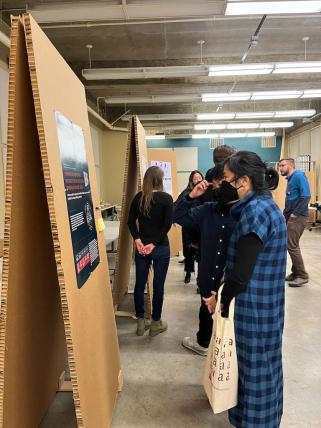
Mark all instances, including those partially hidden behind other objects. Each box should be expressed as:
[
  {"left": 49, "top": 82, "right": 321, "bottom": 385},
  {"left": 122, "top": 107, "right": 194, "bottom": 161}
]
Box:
[{"left": 225, "top": 191, "right": 287, "bottom": 428}]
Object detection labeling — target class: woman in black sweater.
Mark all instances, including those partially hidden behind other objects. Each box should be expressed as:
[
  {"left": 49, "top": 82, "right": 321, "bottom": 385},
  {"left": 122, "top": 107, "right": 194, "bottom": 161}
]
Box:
[
  {"left": 176, "top": 170, "right": 204, "bottom": 284},
  {"left": 127, "top": 166, "right": 173, "bottom": 337}
]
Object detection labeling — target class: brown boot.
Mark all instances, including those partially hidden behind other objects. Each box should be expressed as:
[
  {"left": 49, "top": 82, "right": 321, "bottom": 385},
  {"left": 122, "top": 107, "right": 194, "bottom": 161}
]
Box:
[
  {"left": 136, "top": 318, "right": 151, "bottom": 336},
  {"left": 149, "top": 319, "right": 168, "bottom": 337}
]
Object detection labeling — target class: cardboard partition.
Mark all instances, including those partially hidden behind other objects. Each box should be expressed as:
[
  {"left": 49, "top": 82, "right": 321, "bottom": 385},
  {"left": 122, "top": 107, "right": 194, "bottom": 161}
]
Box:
[
  {"left": 147, "top": 148, "right": 182, "bottom": 256},
  {"left": 306, "top": 171, "right": 316, "bottom": 203},
  {"left": 112, "top": 116, "right": 148, "bottom": 306},
  {"left": 0, "top": 15, "right": 121, "bottom": 428}
]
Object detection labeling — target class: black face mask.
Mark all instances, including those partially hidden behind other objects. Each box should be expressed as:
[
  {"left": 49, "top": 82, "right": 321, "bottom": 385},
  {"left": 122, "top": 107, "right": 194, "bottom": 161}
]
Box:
[{"left": 214, "top": 180, "right": 239, "bottom": 205}]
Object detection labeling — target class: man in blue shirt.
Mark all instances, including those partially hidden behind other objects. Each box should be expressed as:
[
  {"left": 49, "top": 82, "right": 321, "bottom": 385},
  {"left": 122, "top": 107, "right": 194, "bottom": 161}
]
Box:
[{"left": 279, "top": 158, "right": 311, "bottom": 287}]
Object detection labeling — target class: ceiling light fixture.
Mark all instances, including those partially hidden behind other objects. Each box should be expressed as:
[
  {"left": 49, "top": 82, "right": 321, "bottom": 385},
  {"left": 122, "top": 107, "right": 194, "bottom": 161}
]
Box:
[
  {"left": 197, "top": 110, "right": 315, "bottom": 120},
  {"left": 192, "top": 132, "right": 276, "bottom": 139},
  {"left": 82, "top": 61, "right": 321, "bottom": 81},
  {"left": 195, "top": 122, "right": 293, "bottom": 130},
  {"left": 225, "top": 1, "right": 321, "bottom": 16},
  {"left": 122, "top": 110, "right": 315, "bottom": 122},
  {"left": 145, "top": 135, "right": 165, "bottom": 140}
]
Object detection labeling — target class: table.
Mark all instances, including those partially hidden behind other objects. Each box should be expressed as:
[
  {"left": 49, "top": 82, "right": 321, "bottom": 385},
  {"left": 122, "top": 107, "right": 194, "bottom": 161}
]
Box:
[{"left": 104, "top": 220, "right": 120, "bottom": 252}]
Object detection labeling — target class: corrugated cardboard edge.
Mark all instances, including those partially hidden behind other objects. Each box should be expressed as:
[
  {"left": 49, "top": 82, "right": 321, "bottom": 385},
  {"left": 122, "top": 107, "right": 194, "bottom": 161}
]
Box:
[
  {"left": 112, "top": 118, "right": 133, "bottom": 306},
  {"left": 22, "top": 14, "right": 83, "bottom": 427},
  {"left": 0, "top": 17, "right": 19, "bottom": 427}
]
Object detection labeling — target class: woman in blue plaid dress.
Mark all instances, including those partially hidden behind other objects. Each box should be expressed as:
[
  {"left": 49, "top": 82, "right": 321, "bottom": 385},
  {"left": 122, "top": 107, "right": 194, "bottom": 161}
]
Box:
[{"left": 204, "top": 151, "right": 287, "bottom": 428}]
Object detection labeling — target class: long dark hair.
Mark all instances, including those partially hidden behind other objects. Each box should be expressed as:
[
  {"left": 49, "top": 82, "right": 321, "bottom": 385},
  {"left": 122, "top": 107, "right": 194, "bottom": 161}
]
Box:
[
  {"left": 187, "top": 170, "right": 204, "bottom": 191},
  {"left": 140, "top": 166, "right": 164, "bottom": 215},
  {"left": 224, "top": 151, "right": 279, "bottom": 191}
]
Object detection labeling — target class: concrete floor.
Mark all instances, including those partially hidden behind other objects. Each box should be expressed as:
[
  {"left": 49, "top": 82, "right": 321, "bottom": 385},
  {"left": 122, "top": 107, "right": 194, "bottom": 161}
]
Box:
[{"left": 40, "top": 229, "right": 321, "bottom": 428}]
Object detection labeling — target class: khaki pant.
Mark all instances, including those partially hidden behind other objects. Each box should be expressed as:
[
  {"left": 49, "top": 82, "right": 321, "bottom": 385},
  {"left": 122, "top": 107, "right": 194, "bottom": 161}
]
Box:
[{"left": 287, "top": 215, "right": 309, "bottom": 279}]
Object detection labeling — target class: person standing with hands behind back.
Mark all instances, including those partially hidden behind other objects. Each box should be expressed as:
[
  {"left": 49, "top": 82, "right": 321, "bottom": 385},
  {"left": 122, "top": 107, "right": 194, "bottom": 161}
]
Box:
[{"left": 127, "top": 166, "right": 173, "bottom": 336}]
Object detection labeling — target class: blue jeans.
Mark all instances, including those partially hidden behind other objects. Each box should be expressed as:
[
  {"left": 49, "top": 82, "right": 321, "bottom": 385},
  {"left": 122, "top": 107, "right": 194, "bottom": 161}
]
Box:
[{"left": 134, "top": 245, "right": 170, "bottom": 320}]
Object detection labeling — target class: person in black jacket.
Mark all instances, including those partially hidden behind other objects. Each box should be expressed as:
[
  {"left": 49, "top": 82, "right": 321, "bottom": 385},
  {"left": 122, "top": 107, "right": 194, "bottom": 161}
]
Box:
[
  {"left": 177, "top": 170, "right": 204, "bottom": 284},
  {"left": 173, "top": 164, "right": 237, "bottom": 356},
  {"left": 128, "top": 166, "right": 173, "bottom": 337}
]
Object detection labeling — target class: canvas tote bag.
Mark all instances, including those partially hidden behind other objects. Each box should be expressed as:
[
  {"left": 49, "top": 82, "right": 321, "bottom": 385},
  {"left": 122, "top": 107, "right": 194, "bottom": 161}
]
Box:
[{"left": 203, "top": 286, "right": 238, "bottom": 414}]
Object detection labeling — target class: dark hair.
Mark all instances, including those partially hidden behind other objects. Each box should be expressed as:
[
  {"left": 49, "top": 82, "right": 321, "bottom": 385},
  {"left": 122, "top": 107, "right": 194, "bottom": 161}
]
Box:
[
  {"left": 213, "top": 145, "right": 237, "bottom": 164},
  {"left": 279, "top": 158, "right": 295, "bottom": 167},
  {"left": 187, "top": 170, "right": 204, "bottom": 190},
  {"left": 209, "top": 162, "right": 224, "bottom": 181},
  {"left": 205, "top": 168, "right": 214, "bottom": 181},
  {"left": 224, "top": 151, "right": 279, "bottom": 191}
]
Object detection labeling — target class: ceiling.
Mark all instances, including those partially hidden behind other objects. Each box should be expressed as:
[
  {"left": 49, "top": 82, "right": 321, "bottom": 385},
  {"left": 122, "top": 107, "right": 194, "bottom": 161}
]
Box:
[{"left": 1, "top": 1, "right": 321, "bottom": 134}]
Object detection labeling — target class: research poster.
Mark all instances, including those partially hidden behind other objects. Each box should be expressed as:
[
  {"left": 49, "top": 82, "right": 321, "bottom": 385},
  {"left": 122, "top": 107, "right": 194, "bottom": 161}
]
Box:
[
  {"left": 151, "top": 160, "right": 173, "bottom": 196},
  {"left": 56, "top": 111, "right": 100, "bottom": 289}
]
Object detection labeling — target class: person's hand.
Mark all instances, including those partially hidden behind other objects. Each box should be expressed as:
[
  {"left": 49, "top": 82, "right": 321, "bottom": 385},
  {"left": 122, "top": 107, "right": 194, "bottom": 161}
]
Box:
[
  {"left": 142, "top": 243, "right": 155, "bottom": 255},
  {"left": 189, "top": 180, "right": 210, "bottom": 199},
  {"left": 190, "top": 242, "right": 199, "bottom": 249},
  {"left": 135, "top": 239, "right": 144, "bottom": 254},
  {"left": 202, "top": 294, "right": 217, "bottom": 314},
  {"left": 290, "top": 213, "right": 297, "bottom": 218}
]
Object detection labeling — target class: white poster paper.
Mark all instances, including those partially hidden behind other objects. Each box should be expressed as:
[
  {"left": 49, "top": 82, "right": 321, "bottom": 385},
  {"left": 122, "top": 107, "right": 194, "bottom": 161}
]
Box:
[{"left": 151, "top": 160, "right": 173, "bottom": 196}]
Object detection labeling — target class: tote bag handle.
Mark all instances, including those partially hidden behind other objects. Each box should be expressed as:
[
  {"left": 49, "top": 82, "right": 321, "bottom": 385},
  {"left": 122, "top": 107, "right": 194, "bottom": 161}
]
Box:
[{"left": 215, "top": 285, "right": 235, "bottom": 321}]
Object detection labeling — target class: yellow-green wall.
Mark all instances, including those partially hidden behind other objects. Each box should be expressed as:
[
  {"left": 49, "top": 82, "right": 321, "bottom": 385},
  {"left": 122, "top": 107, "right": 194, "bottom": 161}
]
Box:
[{"left": 101, "top": 129, "right": 128, "bottom": 205}]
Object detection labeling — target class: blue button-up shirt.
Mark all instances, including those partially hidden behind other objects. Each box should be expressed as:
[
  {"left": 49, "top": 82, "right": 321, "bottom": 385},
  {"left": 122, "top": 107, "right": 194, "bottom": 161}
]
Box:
[{"left": 284, "top": 170, "right": 311, "bottom": 218}]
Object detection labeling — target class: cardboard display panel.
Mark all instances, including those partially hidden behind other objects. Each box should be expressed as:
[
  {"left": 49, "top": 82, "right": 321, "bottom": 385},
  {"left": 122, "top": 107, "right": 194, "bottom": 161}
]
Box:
[
  {"left": 0, "top": 15, "right": 121, "bottom": 428},
  {"left": 147, "top": 148, "right": 182, "bottom": 256},
  {"left": 0, "top": 18, "right": 66, "bottom": 428},
  {"left": 112, "top": 116, "right": 148, "bottom": 307},
  {"left": 306, "top": 171, "right": 316, "bottom": 203}
]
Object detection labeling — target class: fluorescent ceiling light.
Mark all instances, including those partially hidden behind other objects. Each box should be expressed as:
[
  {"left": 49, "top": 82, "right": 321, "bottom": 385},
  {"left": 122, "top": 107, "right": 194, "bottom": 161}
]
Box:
[
  {"left": 202, "top": 89, "right": 321, "bottom": 103},
  {"left": 146, "top": 135, "right": 165, "bottom": 140},
  {"left": 274, "top": 110, "right": 316, "bottom": 118},
  {"left": 236, "top": 112, "right": 275, "bottom": 119},
  {"left": 227, "top": 123, "right": 259, "bottom": 129},
  {"left": 226, "top": 1, "right": 321, "bottom": 15},
  {"left": 195, "top": 124, "right": 227, "bottom": 130},
  {"left": 209, "top": 64, "right": 273, "bottom": 77},
  {"left": 202, "top": 92, "right": 251, "bottom": 102},
  {"left": 197, "top": 113, "right": 236, "bottom": 120},
  {"left": 192, "top": 132, "right": 275, "bottom": 139},
  {"left": 123, "top": 110, "right": 314, "bottom": 122},
  {"left": 196, "top": 122, "right": 294, "bottom": 130},
  {"left": 83, "top": 61, "right": 321, "bottom": 80},
  {"left": 302, "top": 89, "right": 321, "bottom": 98},
  {"left": 82, "top": 65, "right": 209, "bottom": 80},
  {"left": 273, "top": 62, "right": 321, "bottom": 74},
  {"left": 251, "top": 90, "right": 302, "bottom": 100}
]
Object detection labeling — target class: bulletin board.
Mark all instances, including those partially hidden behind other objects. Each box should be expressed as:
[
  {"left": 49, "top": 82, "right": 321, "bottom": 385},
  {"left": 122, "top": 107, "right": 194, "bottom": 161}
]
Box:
[
  {"left": 148, "top": 148, "right": 182, "bottom": 256},
  {"left": 112, "top": 115, "right": 148, "bottom": 307},
  {"left": 0, "top": 15, "right": 121, "bottom": 428}
]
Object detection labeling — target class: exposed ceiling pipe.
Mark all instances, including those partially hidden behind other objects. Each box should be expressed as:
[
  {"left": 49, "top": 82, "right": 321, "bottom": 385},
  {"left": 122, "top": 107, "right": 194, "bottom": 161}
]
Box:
[
  {"left": 87, "top": 106, "right": 127, "bottom": 132},
  {"left": 0, "top": 30, "right": 10, "bottom": 48}
]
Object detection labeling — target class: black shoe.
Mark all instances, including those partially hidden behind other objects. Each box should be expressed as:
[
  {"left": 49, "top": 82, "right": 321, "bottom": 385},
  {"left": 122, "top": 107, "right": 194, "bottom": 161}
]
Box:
[{"left": 184, "top": 272, "right": 191, "bottom": 284}]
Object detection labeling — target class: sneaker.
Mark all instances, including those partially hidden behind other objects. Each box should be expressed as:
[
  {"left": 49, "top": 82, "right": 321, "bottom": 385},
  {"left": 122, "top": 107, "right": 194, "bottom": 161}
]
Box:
[
  {"left": 285, "top": 273, "right": 296, "bottom": 282},
  {"left": 182, "top": 337, "right": 208, "bottom": 356},
  {"left": 149, "top": 319, "right": 168, "bottom": 337},
  {"left": 288, "top": 277, "right": 309, "bottom": 287},
  {"left": 136, "top": 318, "right": 151, "bottom": 336}
]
